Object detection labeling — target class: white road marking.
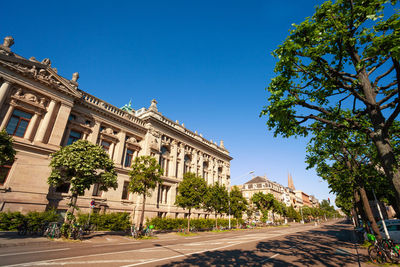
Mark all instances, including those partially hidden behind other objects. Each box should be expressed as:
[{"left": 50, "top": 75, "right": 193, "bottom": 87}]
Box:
[
  {"left": 121, "top": 243, "right": 243, "bottom": 267},
  {"left": 185, "top": 236, "right": 201, "bottom": 239},
  {"left": 93, "top": 242, "right": 141, "bottom": 247},
  {"left": 0, "top": 248, "right": 70, "bottom": 257},
  {"left": 6, "top": 226, "right": 314, "bottom": 267},
  {"left": 260, "top": 253, "right": 280, "bottom": 263}
]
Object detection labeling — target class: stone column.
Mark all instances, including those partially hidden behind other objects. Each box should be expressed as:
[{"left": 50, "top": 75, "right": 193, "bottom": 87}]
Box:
[
  {"left": 199, "top": 153, "right": 204, "bottom": 179},
  {"left": 178, "top": 143, "right": 184, "bottom": 179},
  {"left": 170, "top": 141, "right": 178, "bottom": 178},
  {"left": 193, "top": 150, "right": 198, "bottom": 176},
  {"left": 48, "top": 103, "right": 72, "bottom": 146},
  {"left": 0, "top": 80, "right": 12, "bottom": 109},
  {"left": 114, "top": 131, "right": 126, "bottom": 166},
  {"left": 0, "top": 104, "right": 15, "bottom": 130},
  {"left": 207, "top": 159, "right": 212, "bottom": 185},
  {"left": 88, "top": 121, "right": 101, "bottom": 144},
  {"left": 109, "top": 142, "right": 115, "bottom": 159},
  {"left": 34, "top": 99, "right": 57, "bottom": 143},
  {"left": 25, "top": 112, "right": 40, "bottom": 140}
]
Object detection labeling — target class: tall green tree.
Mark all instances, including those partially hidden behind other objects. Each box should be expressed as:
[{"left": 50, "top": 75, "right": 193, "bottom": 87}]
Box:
[
  {"left": 129, "top": 155, "right": 163, "bottom": 231},
  {"left": 48, "top": 140, "right": 117, "bottom": 223},
  {"left": 0, "top": 129, "right": 15, "bottom": 166},
  {"left": 251, "top": 192, "right": 276, "bottom": 222},
  {"left": 287, "top": 205, "right": 301, "bottom": 222},
  {"left": 306, "top": 122, "right": 394, "bottom": 238},
  {"left": 261, "top": 0, "right": 400, "bottom": 209},
  {"left": 229, "top": 186, "right": 248, "bottom": 228},
  {"left": 175, "top": 172, "right": 207, "bottom": 232},
  {"left": 203, "top": 182, "right": 229, "bottom": 228}
]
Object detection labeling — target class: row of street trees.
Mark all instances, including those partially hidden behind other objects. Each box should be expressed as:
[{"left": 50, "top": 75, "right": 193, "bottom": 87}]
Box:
[
  {"left": 250, "top": 192, "right": 339, "bottom": 223},
  {"left": 261, "top": 0, "right": 399, "bottom": 239},
  {"left": 175, "top": 172, "right": 248, "bottom": 231},
  {"left": 1, "top": 130, "right": 339, "bottom": 236}
]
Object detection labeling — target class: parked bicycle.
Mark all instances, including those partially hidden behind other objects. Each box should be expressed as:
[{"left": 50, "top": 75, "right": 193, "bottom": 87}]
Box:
[
  {"left": 69, "top": 223, "right": 83, "bottom": 240},
  {"left": 367, "top": 233, "right": 400, "bottom": 264},
  {"left": 43, "top": 222, "right": 61, "bottom": 239},
  {"left": 130, "top": 224, "right": 139, "bottom": 238}
]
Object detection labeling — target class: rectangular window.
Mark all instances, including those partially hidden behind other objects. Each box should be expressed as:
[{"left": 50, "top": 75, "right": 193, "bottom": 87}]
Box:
[
  {"left": 6, "top": 109, "right": 32, "bottom": 137},
  {"left": 66, "top": 130, "right": 82, "bottom": 146},
  {"left": 101, "top": 140, "right": 110, "bottom": 152},
  {"left": 124, "top": 149, "right": 134, "bottom": 167},
  {"left": 92, "top": 183, "right": 102, "bottom": 196},
  {"left": 0, "top": 165, "right": 12, "bottom": 185},
  {"left": 121, "top": 181, "right": 129, "bottom": 200}
]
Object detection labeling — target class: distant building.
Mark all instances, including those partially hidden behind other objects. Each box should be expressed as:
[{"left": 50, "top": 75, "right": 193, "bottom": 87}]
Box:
[{"left": 241, "top": 176, "right": 286, "bottom": 204}]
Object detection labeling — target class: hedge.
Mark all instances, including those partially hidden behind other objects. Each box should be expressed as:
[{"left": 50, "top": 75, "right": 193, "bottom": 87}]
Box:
[
  {"left": 77, "top": 212, "right": 130, "bottom": 231},
  {"left": 147, "top": 217, "right": 245, "bottom": 230},
  {"left": 0, "top": 210, "right": 59, "bottom": 231}
]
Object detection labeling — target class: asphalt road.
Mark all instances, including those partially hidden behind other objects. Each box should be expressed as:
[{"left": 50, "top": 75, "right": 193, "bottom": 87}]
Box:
[{"left": 0, "top": 220, "right": 368, "bottom": 267}]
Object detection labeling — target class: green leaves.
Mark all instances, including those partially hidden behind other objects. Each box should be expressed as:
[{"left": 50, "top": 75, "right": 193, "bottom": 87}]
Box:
[
  {"left": 0, "top": 129, "right": 15, "bottom": 166},
  {"left": 128, "top": 156, "right": 163, "bottom": 197},
  {"left": 203, "top": 182, "right": 229, "bottom": 216},
  {"left": 229, "top": 186, "right": 248, "bottom": 220},
  {"left": 48, "top": 140, "right": 117, "bottom": 196},
  {"left": 175, "top": 172, "right": 207, "bottom": 210}
]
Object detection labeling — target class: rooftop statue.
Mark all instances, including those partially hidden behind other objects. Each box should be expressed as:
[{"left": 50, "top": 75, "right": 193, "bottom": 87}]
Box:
[{"left": 121, "top": 99, "right": 134, "bottom": 114}]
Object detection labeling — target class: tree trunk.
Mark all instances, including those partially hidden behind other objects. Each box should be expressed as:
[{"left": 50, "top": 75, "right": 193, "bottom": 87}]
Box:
[
  {"left": 351, "top": 208, "right": 359, "bottom": 227},
  {"left": 139, "top": 194, "right": 146, "bottom": 231},
  {"left": 187, "top": 208, "right": 191, "bottom": 233},
  {"left": 350, "top": 54, "right": 400, "bottom": 212},
  {"left": 354, "top": 190, "right": 371, "bottom": 234},
  {"left": 359, "top": 186, "right": 382, "bottom": 240},
  {"left": 215, "top": 212, "right": 218, "bottom": 229},
  {"left": 65, "top": 193, "right": 78, "bottom": 224}
]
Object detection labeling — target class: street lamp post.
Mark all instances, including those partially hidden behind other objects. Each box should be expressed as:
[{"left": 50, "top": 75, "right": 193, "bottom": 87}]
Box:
[{"left": 229, "top": 170, "right": 254, "bottom": 230}]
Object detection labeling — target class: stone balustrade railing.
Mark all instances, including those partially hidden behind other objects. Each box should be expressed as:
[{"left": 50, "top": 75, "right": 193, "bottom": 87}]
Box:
[
  {"left": 79, "top": 90, "right": 146, "bottom": 127},
  {"left": 159, "top": 115, "right": 228, "bottom": 155}
]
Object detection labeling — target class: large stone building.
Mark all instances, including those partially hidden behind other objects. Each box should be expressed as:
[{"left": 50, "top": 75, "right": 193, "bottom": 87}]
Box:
[{"left": 0, "top": 36, "right": 232, "bottom": 223}]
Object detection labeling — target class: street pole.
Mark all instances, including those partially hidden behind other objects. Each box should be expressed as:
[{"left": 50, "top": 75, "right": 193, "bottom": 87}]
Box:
[
  {"left": 228, "top": 188, "right": 231, "bottom": 230},
  {"left": 372, "top": 189, "right": 390, "bottom": 239}
]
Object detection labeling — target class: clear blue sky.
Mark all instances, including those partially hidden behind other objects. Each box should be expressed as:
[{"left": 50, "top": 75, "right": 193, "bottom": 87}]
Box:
[{"left": 2, "top": 0, "right": 336, "bottom": 203}]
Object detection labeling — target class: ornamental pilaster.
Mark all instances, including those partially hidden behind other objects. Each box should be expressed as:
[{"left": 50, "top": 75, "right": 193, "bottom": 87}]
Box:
[
  {"left": 114, "top": 131, "right": 126, "bottom": 166},
  {"left": 177, "top": 143, "right": 185, "bottom": 179},
  {"left": 34, "top": 99, "right": 57, "bottom": 143},
  {"left": 170, "top": 140, "right": 178, "bottom": 178},
  {"left": 48, "top": 103, "right": 72, "bottom": 146}
]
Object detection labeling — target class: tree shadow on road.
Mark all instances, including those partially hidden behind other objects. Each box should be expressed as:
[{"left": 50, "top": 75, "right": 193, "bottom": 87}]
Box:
[{"left": 158, "top": 221, "right": 365, "bottom": 267}]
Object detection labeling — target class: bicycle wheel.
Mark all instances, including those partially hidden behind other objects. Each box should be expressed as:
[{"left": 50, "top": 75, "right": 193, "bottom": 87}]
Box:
[
  {"left": 54, "top": 227, "right": 61, "bottom": 238},
  {"left": 368, "top": 245, "right": 386, "bottom": 264}
]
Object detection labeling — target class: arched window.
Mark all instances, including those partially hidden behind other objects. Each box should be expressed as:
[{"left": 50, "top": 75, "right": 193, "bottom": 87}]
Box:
[
  {"left": 159, "top": 146, "right": 170, "bottom": 176},
  {"left": 184, "top": 155, "right": 191, "bottom": 174}
]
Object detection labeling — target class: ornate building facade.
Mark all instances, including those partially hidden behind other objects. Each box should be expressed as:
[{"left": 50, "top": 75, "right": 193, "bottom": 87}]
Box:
[{"left": 0, "top": 37, "right": 232, "bottom": 223}]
